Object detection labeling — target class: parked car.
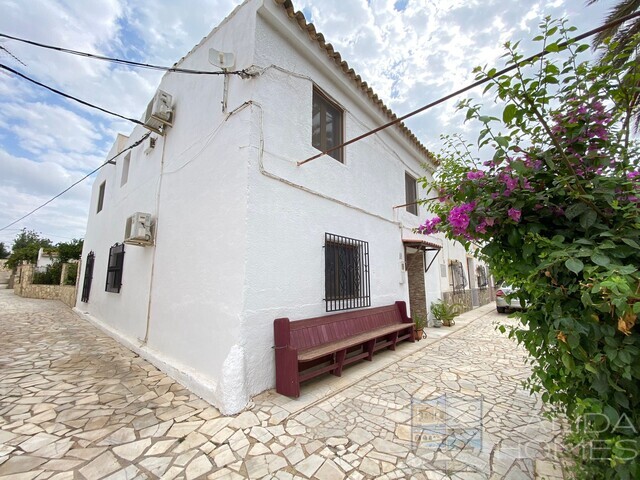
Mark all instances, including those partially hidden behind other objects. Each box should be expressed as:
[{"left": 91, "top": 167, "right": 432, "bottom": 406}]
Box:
[{"left": 495, "top": 284, "right": 526, "bottom": 313}]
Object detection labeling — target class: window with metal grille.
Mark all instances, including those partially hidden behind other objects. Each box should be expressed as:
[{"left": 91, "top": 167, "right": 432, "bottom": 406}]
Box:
[
  {"left": 81, "top": 251, "right": 95, "bottom": 302},
  {"left": 449, "top": 260, "right": 467, "bottom": 292},
  {"left": 405, "top": 172, "right": 418, "bottom": 215},
  {"left": 476, "top": 265, "right": 488, "bottom": 288},
  {"left": 105, "top": 243, "right": 125, "bottom": 293},
  {"left": 324, "top": 233, "right": 370, "bottom": 312},
  {"left": 312, "top": 88, "right": 343, "bottom": 162},
  {"left": 97, "top": 181, "right": 106, "bottom": 213}
]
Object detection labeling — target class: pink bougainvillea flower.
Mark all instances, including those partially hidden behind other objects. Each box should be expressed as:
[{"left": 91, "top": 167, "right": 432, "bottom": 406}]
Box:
[
  {"left": 508, "top": 208, "right": 522, "bottom": 222},
  {"left": 467, "top": 170, "right": 485, "bottom": 180},
  {"left": 417, "top": 216, "right": 442, "bottom": 235},
  {"left": 448, "top": 202, "right": 476, "bottom": 235}
]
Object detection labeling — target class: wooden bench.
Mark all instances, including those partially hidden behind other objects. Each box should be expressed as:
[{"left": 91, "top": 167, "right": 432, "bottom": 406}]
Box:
[{"left": 274, "top": 301, "right": 414, "bottom": 397}]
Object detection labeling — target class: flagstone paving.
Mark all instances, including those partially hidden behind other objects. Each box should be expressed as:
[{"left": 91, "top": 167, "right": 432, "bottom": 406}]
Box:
[{"left": 0, "top": 289, "right": 566, "bottom": 479}]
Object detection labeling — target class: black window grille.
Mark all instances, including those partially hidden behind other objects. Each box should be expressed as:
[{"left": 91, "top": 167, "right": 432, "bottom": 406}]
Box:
[
  {"left": 476, "top": 265, "right": 488, "bottom": 288},
  {"left": 105, "top": 243, "right": 125, "bottom": 293},
  {"left": 312, "top": 88, "right": 343, "bottom": 162},
  {"left": 324, "top": 233, "right": 370, "bottom": 312},
  {"left": 405, "top": 172, "right": 418, "bottom": 215},
  {"left": 450, "top": 260, "right": 467, "bottom": 293},
  {"left": 81, "top": 251, "right": 95, "bottom": 302}
]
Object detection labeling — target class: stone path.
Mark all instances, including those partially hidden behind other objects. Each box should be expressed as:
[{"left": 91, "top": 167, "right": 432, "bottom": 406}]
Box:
[{"left": 0, "top": 289, "right": 566, "bottom": 479}]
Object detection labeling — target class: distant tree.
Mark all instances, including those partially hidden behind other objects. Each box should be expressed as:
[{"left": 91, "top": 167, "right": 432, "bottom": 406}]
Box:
[
  {"left": 0, "top": 242, "right": 9, "bottom": 259},
  {"left": 6, "top": 229, "right": 54, "bottom": 269},
  {"left": 57, "top": 239, "right": 83, "bottom": 263}
]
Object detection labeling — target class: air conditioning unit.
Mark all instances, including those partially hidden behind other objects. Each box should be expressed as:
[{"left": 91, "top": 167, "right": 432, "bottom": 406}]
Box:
[
  {"left": 143, "top": 90, "right": 173, "bottom": 134},
  {"left": 124, "top": 212, "right": 153, "bottom": 246},
  {"left": 143, "top": 136, "right": 157, "bottom": 154}
]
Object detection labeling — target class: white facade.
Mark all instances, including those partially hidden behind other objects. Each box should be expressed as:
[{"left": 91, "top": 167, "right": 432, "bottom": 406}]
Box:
[{"left": 77, "top": 0, "right": 446, "bottom": 414}]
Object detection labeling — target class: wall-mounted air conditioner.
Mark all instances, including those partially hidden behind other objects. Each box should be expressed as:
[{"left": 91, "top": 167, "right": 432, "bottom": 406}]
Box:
[
  {"left": 124, "top": 212, "right": 153, "bottom": 246},
  {"left": 143, "top": 90, "right": 173, "bottom": 135}
]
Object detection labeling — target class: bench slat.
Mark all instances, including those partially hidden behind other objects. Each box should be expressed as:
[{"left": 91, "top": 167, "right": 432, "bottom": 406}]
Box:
[{"left": 298, "top": 323, "right": 411, "bottom": 361}]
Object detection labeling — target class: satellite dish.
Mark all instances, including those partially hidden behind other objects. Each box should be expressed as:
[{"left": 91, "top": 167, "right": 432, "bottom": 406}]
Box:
[{"left": 209, "top": 48, "right": 235, "bottom": 69}]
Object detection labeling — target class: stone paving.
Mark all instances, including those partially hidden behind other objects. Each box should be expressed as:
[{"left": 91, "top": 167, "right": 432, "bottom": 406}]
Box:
[{"left": 0, "top": 288, "right": 566, "bottom": 479}]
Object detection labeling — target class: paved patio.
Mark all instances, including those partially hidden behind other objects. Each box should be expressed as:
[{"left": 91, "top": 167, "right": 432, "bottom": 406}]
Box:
[{"left": 0, "top": 289, "right": 566, "bottom": 479}]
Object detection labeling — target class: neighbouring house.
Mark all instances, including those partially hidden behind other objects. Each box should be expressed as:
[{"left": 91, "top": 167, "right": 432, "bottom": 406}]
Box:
[
  {"left": 77, "top": 0, "right": 489, "bottom": 414},
  {"left": 36, "top": 247, "right": 58, "bottom": 269}
]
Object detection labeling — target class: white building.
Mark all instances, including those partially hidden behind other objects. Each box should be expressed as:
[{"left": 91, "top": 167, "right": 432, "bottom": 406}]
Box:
[{"left": 77, "top": 0, "right": 485, "bottom": 414}]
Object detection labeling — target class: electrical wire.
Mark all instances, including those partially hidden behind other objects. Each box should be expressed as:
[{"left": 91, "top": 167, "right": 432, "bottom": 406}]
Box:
[
  {"left": 298, "top": 10, "right": 640, "bottom": 166},
  {"left": 0, "top": 63, "right": 146, "bottom": 126},
  {"left": 0, "top": 45, "right": 26, "bottom": 66},
  {"left": 0, "top": 32, "right": 247, "bottom": 76},
  {"left": 0, "top": 133, "right": 151, "bottom": 232}
]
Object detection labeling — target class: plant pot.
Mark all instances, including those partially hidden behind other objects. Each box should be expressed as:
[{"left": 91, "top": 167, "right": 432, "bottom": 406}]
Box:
[
  {"left": 414, "top": 328, "right": 424, "bottom": 341},
  {"left": 442, "top": 319, "right": 456, "bottom": 327}
]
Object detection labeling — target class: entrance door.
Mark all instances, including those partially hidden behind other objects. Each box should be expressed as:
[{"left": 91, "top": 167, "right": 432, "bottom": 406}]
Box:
[{"left": 406, "top": 250, "right": 427, "bottom": 321}]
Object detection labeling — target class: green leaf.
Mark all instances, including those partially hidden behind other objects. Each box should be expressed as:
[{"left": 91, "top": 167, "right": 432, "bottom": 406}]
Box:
[
  {"left": 562, "top": 353, "right": 574, "bottom": 370},
  {"left": 567, "top": 334, "right": 580, "bottom": 349},
  {"left": 565, "top": 258, "right": 584, "bottom": 274},
  {"left": 565, "top": 202, "right": 588, "bottom": 220},
  {"left": 591, "top": 252, "right": 610, "bottom": 267},
  {"left": 585, "top": 363, "right": 598, "bottom": 374},
  {"left": 621, "top": 238, "right": 640, "bottom": 249},
  {"left": 495, "top": 136, "right": 509, "bottom": 148},
  {"left": 503, "top": 104, "right": 517, "bottom": 123},
  {"left": 579, "top": 209, "right": 597, "bottom": 230},
  {"left": 546, "top": 42, "right": 560, "bottom": 52}
]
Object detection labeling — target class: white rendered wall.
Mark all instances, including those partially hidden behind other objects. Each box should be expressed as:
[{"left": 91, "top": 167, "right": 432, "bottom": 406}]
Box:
[{"left": 238, "top": 4, "right": 439, "bottom": 398}]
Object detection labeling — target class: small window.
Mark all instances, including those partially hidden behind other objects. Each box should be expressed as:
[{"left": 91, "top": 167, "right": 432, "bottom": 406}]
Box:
[
  {"left": 121, "top": 152, "right": 131, "bottom": 186},
  {"left": 312, "top": 88, "right": 343, "bottom": 162},
  {"left": 405, "top": 173, "right": 418, "bottom": 215},
  {"left": 324, "top": 233, "right": 370, "bottom": 312},
  {"left": 105, "top": 243, "right": 125, "bottom": 293},
  {"left": 97, "top": 181, "right": 106, "bottom": 213},
  {"left": 81, "top": 251, "right": 95, "bottom": 302},
  {"left": 449, "top": 260, "right": 467, "bottom": 293},
  {"left": 476, "top": 265, "right": 488, "bottom": 288}
]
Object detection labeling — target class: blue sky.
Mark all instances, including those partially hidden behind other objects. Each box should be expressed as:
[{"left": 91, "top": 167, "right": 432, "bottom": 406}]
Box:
[{"left": 0, "top": 0, "right": 613, "bottom": 248}]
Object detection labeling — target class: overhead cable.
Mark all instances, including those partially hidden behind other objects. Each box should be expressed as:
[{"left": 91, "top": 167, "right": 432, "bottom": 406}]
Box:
[
  {"left": 0, "top": 63, "right": 146, "bottom": 126},
  {"left": 0, "top": 32, "right": 247, "bottom": 76},
  {"left": 0, "top": 132, "right": 151, "bottom": 232},
  {"left": 298, "top": 10, "right": 640, "bottom": 166}
]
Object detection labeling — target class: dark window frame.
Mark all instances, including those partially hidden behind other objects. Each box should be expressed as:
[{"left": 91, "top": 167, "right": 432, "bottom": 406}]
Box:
[
  {"left": 105, "top": 243, "right": 125, "bottom": 293},
  {"left": 312, "top": 88, "right": 344, "bottom": 162},
  {"left": 405, "top": 172, "right": 418, "bottom": 215},
  {"left": 97, "top": 181, "right": 106, "bottom": 213},
  {"left": 324, "top": 233, "right": 370, "bottom": 312},
  {"left": 81, "top": 251, "right": 95, "bottom": 302},
  {"left": 449, "top": 260, "right": 467, "bottom": 293}
]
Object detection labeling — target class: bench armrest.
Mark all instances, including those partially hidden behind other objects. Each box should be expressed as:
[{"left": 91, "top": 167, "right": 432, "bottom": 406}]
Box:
[{"left": 395, "top": 300, "right": 413, "bottom": 324}]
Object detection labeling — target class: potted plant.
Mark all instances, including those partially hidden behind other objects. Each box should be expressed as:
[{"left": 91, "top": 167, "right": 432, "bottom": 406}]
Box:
[
  {"left": 413, "top": 314, "right": 427, "bottom": 341},
  {"left": 430, "top": 300, "right": 461, "bottom": 327}
]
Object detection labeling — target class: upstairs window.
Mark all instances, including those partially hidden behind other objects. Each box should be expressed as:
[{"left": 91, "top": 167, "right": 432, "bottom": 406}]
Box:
[
  {"left": 324, "top": 233, "right": 370, "bottom": 312},
  {"left": 312, "top": 88, "right": 343, "bottom": 162},
  {"left": 97, "top": 181, "right": 106, "bottom": 213},
  {"left": 121, "top": 152, "right": 131, "bottom": 186},
  {"left": 405, "top": 173, "right": 418, "bottom": 215},
  {"left": 105, "top": 243, "right": 125, "bottom": 293}
]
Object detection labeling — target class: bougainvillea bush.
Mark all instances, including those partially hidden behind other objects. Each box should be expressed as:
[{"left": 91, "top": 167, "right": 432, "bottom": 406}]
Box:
[{"left": 419, "top": 19, "right": 640, "bottom": 479}]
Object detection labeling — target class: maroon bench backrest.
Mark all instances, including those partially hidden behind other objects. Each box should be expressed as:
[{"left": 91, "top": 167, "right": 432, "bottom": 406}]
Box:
[{"left": 278, "top": 302, "right": 408, "bottom": 351}]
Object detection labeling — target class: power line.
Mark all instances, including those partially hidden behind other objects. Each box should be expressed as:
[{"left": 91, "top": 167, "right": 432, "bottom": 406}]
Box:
[
  {"left": 0, "top": 45, "right": 26, "bottom": 66},
  {"left": 0, "top": 32, "right": 247, "bottom": 76},
  {"left": 0, "top": 132, "right": 151, "bottom": 232},
  {"left": 298, "top": 10, "right": 640, "bottom": 166},
  {"left": 0, "top": 63, "right": 146, "bottom": 126}
]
